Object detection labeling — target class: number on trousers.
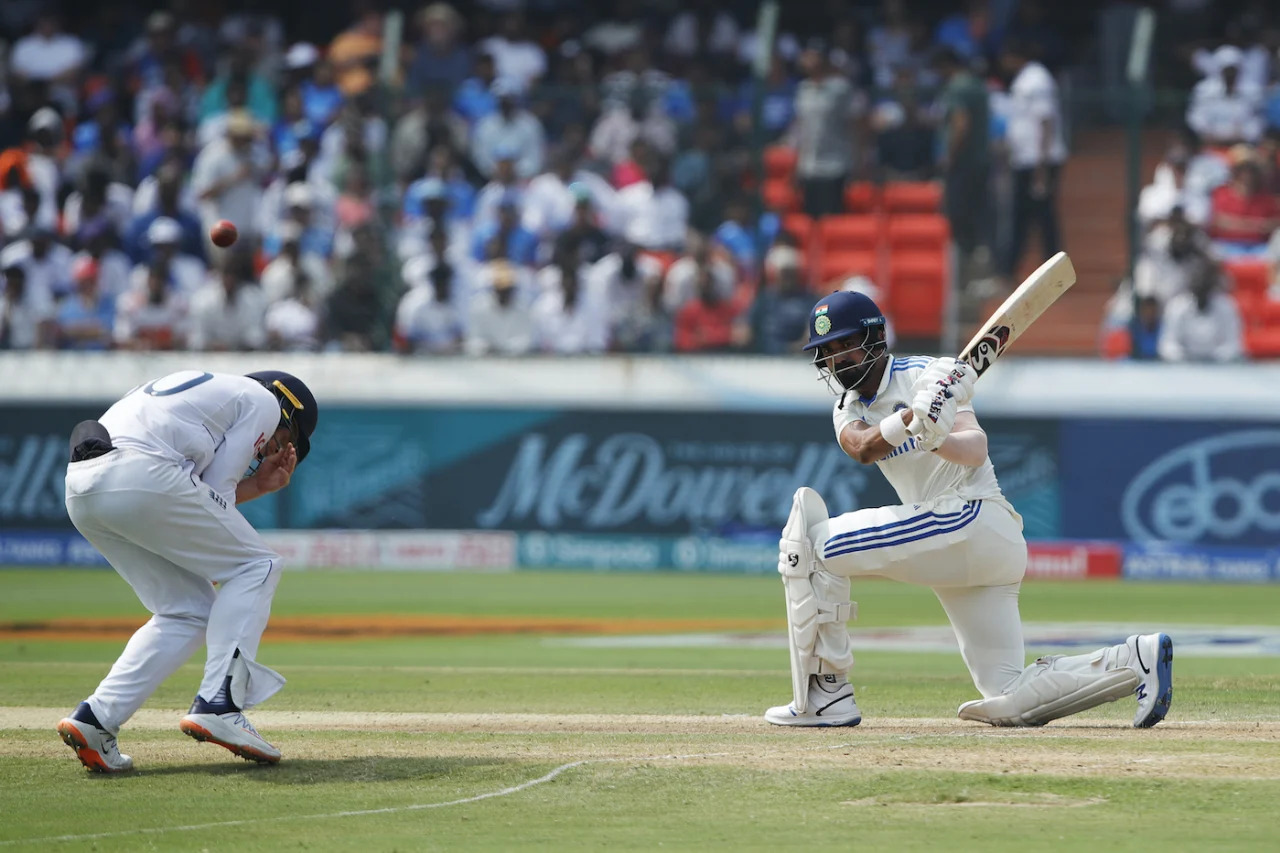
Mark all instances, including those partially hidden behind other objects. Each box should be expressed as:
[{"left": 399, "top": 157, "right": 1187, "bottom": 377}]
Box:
[{"left": 142, "top": 372, "right": 214, "bottom": 396}]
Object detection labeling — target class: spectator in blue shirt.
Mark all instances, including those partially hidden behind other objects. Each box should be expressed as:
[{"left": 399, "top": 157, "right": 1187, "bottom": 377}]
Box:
[
  {"left": 301, "top": 58, "right": 345, "bottom": 129},
  {"left": 57, "top": 257, "right": 116, "bottom": 350},
  {"left": 713, "top": 196, "right": 762, "bottom": 269},
  {"left": 123, "top": 165, "right": 205, "bottom": 263},
  {"left": 471, "top": 194, "right": 539, "bottom": 265},
  {"left": 454, "top": 52, "right": 499, "bottom": 126},
  {"left": 409, "top": 3, "right": 471, "bottom": 94}
]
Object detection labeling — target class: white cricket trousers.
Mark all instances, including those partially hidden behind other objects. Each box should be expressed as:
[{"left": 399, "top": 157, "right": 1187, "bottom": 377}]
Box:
[
  {"left": 808, "top": 495, "right": 1029, "bottom": 698},
  {"left": 64, "top": 449, "right": 286, "bottom": 733}
]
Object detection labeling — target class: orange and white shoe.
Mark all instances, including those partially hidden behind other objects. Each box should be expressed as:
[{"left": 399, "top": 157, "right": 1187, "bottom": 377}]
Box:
[
  {"left": 56, "top": 710, "right": 133, "bottom": 773},
  {"left": 180, "top": 710, "right": 281, "bottom": 764}
]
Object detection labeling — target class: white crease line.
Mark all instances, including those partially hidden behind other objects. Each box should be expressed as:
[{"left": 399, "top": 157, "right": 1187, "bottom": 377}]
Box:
[{"left": 0, "top": 743, "right": 856, "bottom": 847}]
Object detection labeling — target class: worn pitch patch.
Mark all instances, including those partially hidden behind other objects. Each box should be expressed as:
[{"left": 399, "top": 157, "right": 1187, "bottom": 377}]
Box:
[{"left": 548, "top": 622, "right": 1280, "bottom": 657}]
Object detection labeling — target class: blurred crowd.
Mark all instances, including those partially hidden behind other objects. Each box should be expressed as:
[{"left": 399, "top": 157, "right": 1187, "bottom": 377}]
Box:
[
  {"left": 1104, "top": 22, "right": 1280, "bottom": 363},
  {"left": 0, "top": 0, "right": 1089, "bottom": 357}
]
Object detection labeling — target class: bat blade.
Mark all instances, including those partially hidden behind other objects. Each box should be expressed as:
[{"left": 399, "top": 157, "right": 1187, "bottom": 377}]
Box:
[{"left": 959, "top": 251, "right": 1077, "bottom": 378}]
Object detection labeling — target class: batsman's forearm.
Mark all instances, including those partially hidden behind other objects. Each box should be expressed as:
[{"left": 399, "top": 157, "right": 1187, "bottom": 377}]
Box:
[{"left": 932, "top": 429, "right": 988, "bottom": 467}]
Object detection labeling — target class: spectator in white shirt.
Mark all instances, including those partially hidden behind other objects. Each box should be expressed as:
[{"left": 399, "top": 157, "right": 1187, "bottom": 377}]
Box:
[
  {"left": 62, "top": 163, "right": 135, "bottom": 240},
  {"left": 261, "top": 221, "right": 333, "bottom": 304},
  {"left": 9, "top": 14, "right": 87, "bottom": 113},
  {"left": 1000, "top": 38, "right": 1068, "bottom": 278},
  {"left": 75, "top": 220, "right": 133, "bottom": 300},
  {"left": 1186, "top": 46, "right": 1263, "bottom": 146},
  {"left": 137, "top": 216, "right": 207, "bottom": 295},
  {"left": 17, "top": 226, "right": 73, "bottom": 300},
  {"left": 465, "top": 261, "right": 535, "bottom": 356},
  {"left": 1137, "top": 144, "right": 1213, "bottom": 228},
  {"left": 471, "top": 79, "right": 546, "bottom": 179},
  {"left": 1158, "top": 261, "right": 1244, "bottom": 362},
  {"left": 616, "top": 158, "right": 689, "bottom": 251},
  {"left": 522, "top": 149, "right": 619, "bottom": 240},
  {"left": 480, "top": 12, "right": 547, "bottom": 91},
  {"left": 190, "top": 110, "right": 269, "bottom": 240},
  {"left": 590, "top": 245, "right": 667, "bottom": 352},
  {"left": 0, "top": 248, "right": 54, "bottom": 349},
  {"left": 23, "top": 108, "right": 64, "bottom": 231},
  {"left": 588, "top": 95, "right": 678, "bottom": 167},
  {"left": 113, "top": 263, "right": 189, "bottom": 350},
  {"left": 662, "top": 230, "right": 737, "bottom": 314},
  {"left": 532, "top": 245, "right": 611, "bottom": 354},
  {"left": 264, "top": 262, "right": 323, "bottom": 352},
  {"left": 394, "top": 252, "right": 466, "bottom": 354},
  {"left": 187, "top": 250, "right": 268, "bottom": 351}
]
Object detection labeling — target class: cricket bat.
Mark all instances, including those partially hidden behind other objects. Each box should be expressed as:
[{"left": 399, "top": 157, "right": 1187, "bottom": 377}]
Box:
[
  {"left": 959, "top": 251, "right": 1077, "bottom": 378},
  {"left": 907, "top": 252, "right": 1076, "bottom": 436}
]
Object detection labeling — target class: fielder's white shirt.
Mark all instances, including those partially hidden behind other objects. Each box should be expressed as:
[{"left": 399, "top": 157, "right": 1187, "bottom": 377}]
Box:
[
  {"left": 832, "top": 355, "right": 1006, "bottom": 506},
  {"left": 1006, "top": 62, "right": 1067, "bottom": 169},
  {"left": 98, "top": 371, "right": 281, "bottom": 502}
]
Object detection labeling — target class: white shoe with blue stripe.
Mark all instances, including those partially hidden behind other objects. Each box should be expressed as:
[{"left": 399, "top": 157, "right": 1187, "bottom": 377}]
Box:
[
  {"left": 765, "top": 674, "right": 862, "bottom": 727},
  {"left": 1130, "top": 633, "right": 1173, "bottom": 728}
]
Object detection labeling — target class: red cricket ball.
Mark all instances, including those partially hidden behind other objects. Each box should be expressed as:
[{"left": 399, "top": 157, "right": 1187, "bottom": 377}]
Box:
[{"left": 210, "top": 219, "right": 239, "bottom": 248}]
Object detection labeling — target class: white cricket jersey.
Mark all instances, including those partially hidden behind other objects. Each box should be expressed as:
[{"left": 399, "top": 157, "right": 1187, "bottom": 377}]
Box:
[
  {"left": 832, "top": 355, "right": 1007, "bottom": 506},
  {"left": 98, "top": 370, "right": 281, "bottom": 503}
]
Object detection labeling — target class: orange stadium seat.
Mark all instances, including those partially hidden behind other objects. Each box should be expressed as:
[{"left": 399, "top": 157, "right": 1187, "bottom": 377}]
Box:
[
  {"left": 817, "top": 251, "right": 878, "bottom": 285},
  {"left": 763, "top": 146, "right": 798, "bottom": 179},
  {"left": 817, "top": 215, "right": 881, "bottom": 252},
  {"left": 779, "top": 213, "right": 813, "bottom": 245},
  {"left": 887, "top": 253, "right": 948, "bottom": 337},
  {"left": 886, "top": 214, "right": 950, "bottom": 251},
  {"left": 1101, "top": 327, "right": 1132, "bottom": 359},
  {"left": 763, "top": 178, "right": 801, "bottom": 214},
  {"left": 1224, "top": 258, "right": 1271, "bottom": 295},
  {"left": 844, "top": 182, "right": 879, "bottom": 213},
  {"left": 882, "top": 181, "right": 943, "bottom": 214},
  {"left": 1245, "top": 327, "right": 1280, "bottom": 358}
]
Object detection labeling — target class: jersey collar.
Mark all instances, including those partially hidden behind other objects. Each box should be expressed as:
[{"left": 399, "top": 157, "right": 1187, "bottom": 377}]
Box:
[{"left": 857, "top": 354, "right": 896, "bottom": 406}]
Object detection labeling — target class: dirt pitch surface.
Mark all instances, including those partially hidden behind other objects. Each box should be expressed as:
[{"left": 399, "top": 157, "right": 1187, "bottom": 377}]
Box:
[
  {"left": 5, "top": 708, "right": 1278, "bottom": 781},
  {"left": 0, "top": 615, "right": 778, "bottom": 642}
]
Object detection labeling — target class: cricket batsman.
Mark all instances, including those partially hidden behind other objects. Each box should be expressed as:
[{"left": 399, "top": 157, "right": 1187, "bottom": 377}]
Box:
[
  {"left": 55, "top": 369, "right": 318, "bottom": 771},
  {"left": 766, "top": 291, "right": 1173, "bottom": 728}
]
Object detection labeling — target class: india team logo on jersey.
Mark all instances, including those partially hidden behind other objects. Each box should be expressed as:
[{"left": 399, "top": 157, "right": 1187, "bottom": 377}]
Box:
[{"left": 814, "top": 304, "right": 831, "bottom": 336}]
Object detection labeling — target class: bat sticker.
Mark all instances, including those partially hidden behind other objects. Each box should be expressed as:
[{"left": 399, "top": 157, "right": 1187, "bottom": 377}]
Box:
[{"left": 965, "top": 325, "right": 1011, "bottom": 375}]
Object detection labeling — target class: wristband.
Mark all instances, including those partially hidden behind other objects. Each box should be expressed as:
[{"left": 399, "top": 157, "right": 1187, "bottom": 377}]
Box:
[{"left": 879, "top": 410, "right": 910, "bottom": 447}]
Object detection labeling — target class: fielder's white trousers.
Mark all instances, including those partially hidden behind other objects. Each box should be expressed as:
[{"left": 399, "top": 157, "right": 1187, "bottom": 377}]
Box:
[
  {"left": 64, "top": 449, "right": 285, "bottom": 733},
  {"left": 808, "top": 495, "right": 1029, "bottom": 698}
]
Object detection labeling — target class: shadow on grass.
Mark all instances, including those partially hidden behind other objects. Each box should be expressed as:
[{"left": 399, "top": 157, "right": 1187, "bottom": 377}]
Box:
[{"left": 108, "top": 755, "right": 519, "bottom": 785}]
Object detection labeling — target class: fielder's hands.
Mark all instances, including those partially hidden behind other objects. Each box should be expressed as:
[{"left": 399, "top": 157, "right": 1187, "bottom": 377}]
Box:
[
  {"left": 912, "top": 357, "right": 976, "bottom": 406},
  {"left": 909, "top": 385, "right": 958, "bottom": 451},
  {"left": 254, "top": 442, "right": 297, "bottom": 494}
]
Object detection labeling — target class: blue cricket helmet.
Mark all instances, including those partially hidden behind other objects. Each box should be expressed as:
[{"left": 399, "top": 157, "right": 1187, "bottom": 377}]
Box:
[
  {"left": 803, "top": 290, "right": 887, "bottom": 351},
  {"left": 246, "top": 370, "right": 318, "bottom": 463}
]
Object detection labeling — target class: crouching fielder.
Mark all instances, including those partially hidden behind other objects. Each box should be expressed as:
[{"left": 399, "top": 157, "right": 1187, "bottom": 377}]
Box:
[
  {"left": 766, "top": 291, "right": 1172, "bottom": 729},
  {"left": 56, "top": 369, "right": 318, "bottom": 771}
]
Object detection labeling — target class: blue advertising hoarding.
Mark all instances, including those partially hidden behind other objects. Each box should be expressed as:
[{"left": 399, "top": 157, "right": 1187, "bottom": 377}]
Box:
[{"left": 8, "top": 403, "right": 1275, "bottom": 551}]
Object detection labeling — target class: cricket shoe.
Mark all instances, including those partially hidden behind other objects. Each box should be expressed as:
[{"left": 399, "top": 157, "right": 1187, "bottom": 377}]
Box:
[
  {"left": 765, "top": 674, "right": 862, "bottom": 727},
  {"left": 1130, "top": 633, "right": 1173, "bottom": 728},
  {"left": 56, "top": 704, "right": 133, "bottom": 773},
  {"left": 180, "top": 705, "right": 281, "bottom": 764}
]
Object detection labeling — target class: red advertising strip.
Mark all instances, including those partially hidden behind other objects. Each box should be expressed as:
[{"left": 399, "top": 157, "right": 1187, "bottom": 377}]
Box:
[
  {"left": 1026, "top": 541, "right": 1123, "bottom": 580},
  {"left": 262, "top": 531, "right": 517, "bottom": 571}
]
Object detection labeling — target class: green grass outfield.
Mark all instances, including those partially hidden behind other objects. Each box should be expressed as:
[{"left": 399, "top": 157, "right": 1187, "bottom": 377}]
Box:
[{"left": 2, "top": 569, "right": 1279, "bottom": 851}]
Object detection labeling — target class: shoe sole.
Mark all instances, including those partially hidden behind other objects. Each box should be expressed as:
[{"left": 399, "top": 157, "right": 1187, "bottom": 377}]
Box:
[
  {"left": 56, "top": 720, "right": 129, "bottom": 773},
  {"left": 179, "top": 719, "right": 281, "bottom": 764},
  {"left": 1135, "top": 634, "right": 1174, "bottom": 729},
  {"left": 764, "top": 713, "right": 863, "bottom": 728}
]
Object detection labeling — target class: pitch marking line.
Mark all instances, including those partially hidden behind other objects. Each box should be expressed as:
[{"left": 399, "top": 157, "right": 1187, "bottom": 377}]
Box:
[{"left": 0, "top": 743, "right": 858, "bottom": 848}]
